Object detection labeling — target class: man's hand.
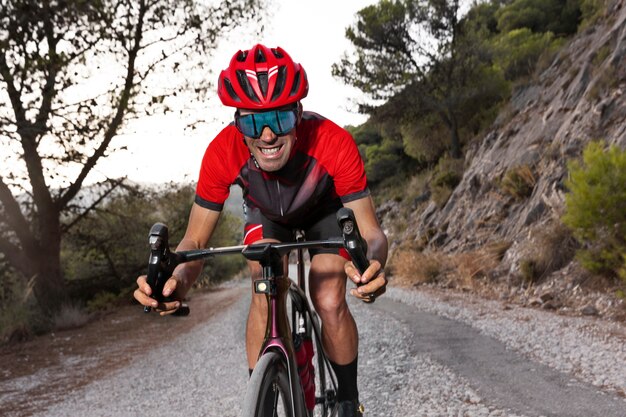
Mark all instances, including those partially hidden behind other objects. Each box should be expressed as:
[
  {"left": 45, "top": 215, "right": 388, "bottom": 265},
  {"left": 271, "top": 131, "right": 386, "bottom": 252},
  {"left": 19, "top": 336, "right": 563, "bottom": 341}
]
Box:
[
  {"left": 344, "top": 260, "right": 387, "bottom": 303},
  {"left": 134, "top": 275, "right": 183, "bottom": 316}
]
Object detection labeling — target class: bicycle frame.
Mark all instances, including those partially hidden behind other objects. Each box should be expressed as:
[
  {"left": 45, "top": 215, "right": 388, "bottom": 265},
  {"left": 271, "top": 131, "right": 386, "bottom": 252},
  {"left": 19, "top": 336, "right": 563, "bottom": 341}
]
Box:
[
  {"left": 143, "top": 208, "right": 369, "bottom": 417},
  {"left": 243, "top": 238, "right": 346, "bottom": 416}
]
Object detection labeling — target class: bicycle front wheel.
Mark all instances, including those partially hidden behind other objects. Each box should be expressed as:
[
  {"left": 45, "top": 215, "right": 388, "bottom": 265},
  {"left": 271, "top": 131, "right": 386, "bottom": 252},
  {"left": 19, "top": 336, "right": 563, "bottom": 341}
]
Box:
[{"left": 242, "top": 351, "right": 300, "bottom": 417}]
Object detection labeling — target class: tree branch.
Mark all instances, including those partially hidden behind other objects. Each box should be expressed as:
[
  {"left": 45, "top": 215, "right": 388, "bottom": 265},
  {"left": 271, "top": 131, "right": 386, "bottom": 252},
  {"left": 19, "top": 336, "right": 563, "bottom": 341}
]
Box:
[
  {"left": 61, "top": 177, "right": 126, "bottom": 233},
  {"left": 0, "top": 49, "right": 27, "bottom": 125},
  {"left": 58, "top": 1, "right": 148, "bottom": 209},
  {"left": 34, "top": 0, "right": 60, "bottom": 135}
]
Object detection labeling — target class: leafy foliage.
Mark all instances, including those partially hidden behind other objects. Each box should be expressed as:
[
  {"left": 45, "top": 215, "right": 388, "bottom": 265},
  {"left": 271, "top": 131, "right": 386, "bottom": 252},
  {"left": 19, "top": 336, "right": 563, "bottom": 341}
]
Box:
[
  {"left": 335, "top": 0, "right": 513, "bottom": 159},
  {"left": 348, "top": 123, "right": 418, "bottom": 189},
  {"left": 492, "top": 28, "right": 559, "bottom": 80},
  {"left": 338, "top": 0, "right": 599, "bottom": 208},
  {"left": 562, "top": 142, "right": 626, "bottom": 280},
  {"left": 495, "top": 0, "right": 581, "bottom": 35},
  {"left": 62, "top": 183, "right": 245, "bottom": 300},
  {"left": 0, "top": 0, "right": 263, "bottom": 313},
  {"left": 579, "top": 0, "right": 609, "bottom": 28}
]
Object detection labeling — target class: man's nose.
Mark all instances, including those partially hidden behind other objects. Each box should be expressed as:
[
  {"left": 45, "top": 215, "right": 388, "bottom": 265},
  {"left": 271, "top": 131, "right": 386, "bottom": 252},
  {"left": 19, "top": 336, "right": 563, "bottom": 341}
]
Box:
[{"left": 258, "top": 126, "right": 277, "bottom": 142}]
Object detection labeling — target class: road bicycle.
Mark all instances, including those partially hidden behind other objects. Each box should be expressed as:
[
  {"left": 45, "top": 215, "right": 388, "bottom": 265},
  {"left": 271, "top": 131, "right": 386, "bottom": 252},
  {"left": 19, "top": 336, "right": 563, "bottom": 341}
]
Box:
[{"left": 143, "top": 207, "right": 370, "bottom": 417}]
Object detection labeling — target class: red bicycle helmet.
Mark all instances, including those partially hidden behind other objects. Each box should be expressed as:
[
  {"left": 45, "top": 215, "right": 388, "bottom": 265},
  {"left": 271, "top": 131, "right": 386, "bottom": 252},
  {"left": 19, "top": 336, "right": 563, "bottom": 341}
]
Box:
[{"left": 217, "top": 44, "right": 308, "bottom": 109}]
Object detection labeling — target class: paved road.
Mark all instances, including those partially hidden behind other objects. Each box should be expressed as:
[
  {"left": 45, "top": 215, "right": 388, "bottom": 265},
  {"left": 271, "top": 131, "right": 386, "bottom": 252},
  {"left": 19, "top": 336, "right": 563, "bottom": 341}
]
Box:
[
  {"left": 371, "top": 297, "right": 626, "bottom": 417},
  {"left": 8, "top": 282, "right": 625, "bottom": 417}
]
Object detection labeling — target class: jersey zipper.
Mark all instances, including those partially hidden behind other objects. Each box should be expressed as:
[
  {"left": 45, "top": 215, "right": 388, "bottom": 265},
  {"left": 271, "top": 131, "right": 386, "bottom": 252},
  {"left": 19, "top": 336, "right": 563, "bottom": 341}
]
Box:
[{"left": 276, "top": 180, "right": 284, "bottom": 217}]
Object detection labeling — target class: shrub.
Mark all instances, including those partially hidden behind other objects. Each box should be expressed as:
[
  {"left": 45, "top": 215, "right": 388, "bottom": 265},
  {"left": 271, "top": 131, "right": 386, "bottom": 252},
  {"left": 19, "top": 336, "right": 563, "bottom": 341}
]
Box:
[
  {"left": 518, "top": 222, "right": 577, "bottom": 284},
  {"left": 562, "top": 141, "right": 626, "bottom": 280},
  {"left": 579, "top": 0, "right": 608, "bottom": 29},
  {"left": 87, "top": 291, "right": 120, "bottom": 312},
  {"left": 500, "top": 165, "right": 536, "bottom": 199},
  {"left": 495, "top": 0, "right": 581, "bottom": 35},
  {"left": 492, "top": 28, "right": 558, "bottom": 80},
  {"left": 0, "top": 274, "right": 46, "bottom": 343},
  {"left": 430, "top": 157, "right": 464, "bottom": 207},
  {"left": 587, "top": 65, "right": 619, "bottom": 102},
  {"left": 62, "top": 182, "right": 245, "bottom": 300},
  {"left": 400, "top": 115, "right": 448, "bottom": 164}
]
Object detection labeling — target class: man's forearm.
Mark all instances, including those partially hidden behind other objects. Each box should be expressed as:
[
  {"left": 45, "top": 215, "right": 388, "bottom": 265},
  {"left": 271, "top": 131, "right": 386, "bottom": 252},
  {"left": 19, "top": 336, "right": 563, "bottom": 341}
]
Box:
[
  {"left": 172, "top": 239, "right": 205, "bottom": 297},
  {"left": 365, "top": 230, "right": 388, "bottom": 268}
]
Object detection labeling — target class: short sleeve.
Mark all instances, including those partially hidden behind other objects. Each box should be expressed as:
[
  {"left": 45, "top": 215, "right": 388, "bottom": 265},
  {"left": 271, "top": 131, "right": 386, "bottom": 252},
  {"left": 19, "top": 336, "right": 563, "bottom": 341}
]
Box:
[
  {"left": 332, "top": 131, "right": 369, "bottom": 203},
  {"left": 195, "top": 126, "right": 246, "bottom": 211}
]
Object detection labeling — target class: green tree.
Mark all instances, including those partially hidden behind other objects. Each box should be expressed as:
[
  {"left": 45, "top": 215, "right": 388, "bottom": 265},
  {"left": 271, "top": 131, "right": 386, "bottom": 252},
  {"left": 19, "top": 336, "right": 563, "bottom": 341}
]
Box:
[
  {"left": 495, "top": 0, "right": 581, "bottom": 36},
  {"left": 562, "top": 141, "right": 626, "bottom": 280},
  {"left": 333, "top": 0, "right": 506, "bottom": 159},
  {"left": 0, "top": 0, "right": 263, "bottom": 314},
  {"left": 492, "top": 28, "right": 559, "bottom": 79},
  {"left": 363, "top": 139, "right": 407, "bottom": 184}
]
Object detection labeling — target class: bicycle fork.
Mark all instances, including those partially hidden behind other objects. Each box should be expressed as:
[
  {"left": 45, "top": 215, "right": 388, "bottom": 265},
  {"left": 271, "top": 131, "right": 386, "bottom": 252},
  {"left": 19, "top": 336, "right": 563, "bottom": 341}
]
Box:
[{"left": 254, "top": 262, "right": 308, "bottom": 416}]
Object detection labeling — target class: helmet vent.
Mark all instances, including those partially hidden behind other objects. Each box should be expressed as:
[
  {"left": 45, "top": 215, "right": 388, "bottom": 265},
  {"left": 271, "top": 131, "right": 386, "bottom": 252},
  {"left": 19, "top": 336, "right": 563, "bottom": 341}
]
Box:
[
  {"left": 236, "top": 51, "right": 248, "bottom": 62},
  {"left": 289, "top": 70, "right": 301, "bottom": 97},
  {"left": 235, "top": 70, "right": 260, "bottom": 103},
  {"left": 255, "top": 47, "right": 266, "bottom": 63},
  {"left": 270, "top": 66, "right": 287, "bottom": 102},
  {"left": 272, "top": 48, "right": 284, "bottom": 59},
  {"left": 223, "top": 78, "right": 241, "bottom": 102},
  {"left": 258, "top": 71, "right": 268, "bottom": 97}
]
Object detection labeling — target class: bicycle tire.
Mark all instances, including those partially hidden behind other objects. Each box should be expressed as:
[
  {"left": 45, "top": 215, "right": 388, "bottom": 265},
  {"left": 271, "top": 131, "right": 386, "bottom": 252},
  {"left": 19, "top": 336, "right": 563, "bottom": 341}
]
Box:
[
  {"left": 289, "top": 286, "right": 337, "bottom": 417},
  {"left": 242, "top": 351, "right": 300, "bottom": 417},
  {"left": 309, "top": 311, "right": 338, "bottom": 417}
]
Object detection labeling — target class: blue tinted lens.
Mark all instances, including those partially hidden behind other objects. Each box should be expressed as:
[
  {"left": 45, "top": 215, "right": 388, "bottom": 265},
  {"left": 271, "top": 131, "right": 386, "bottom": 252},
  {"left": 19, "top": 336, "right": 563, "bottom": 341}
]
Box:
[
  {"left": 236, "top": 114, "right": 259, "bottom": 138},
  {"left": 236, "top": 109, "right": 297, "bottom": 139}
]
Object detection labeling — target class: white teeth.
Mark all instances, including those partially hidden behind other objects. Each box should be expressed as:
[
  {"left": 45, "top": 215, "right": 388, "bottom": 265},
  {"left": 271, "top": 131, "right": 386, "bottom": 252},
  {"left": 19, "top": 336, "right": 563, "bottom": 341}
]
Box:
[{"left": 260, "top": 146, "right": 280, "bottom": 155}]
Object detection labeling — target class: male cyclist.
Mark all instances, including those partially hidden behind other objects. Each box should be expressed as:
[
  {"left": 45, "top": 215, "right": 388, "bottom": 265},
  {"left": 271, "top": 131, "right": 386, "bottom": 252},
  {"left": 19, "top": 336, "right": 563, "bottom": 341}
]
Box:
[{"left": 134, "top": 44, "right": 388, "bottom": 417}]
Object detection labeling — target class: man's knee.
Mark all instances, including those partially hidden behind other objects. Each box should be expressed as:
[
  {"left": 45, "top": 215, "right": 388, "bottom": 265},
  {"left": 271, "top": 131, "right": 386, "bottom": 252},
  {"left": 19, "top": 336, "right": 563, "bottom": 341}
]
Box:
[
  {"left": 312, "top": 291, "right": 349, "bottom": 321},
  {"left": 309, "top": 278, "right": 349, "bottom": 320}
]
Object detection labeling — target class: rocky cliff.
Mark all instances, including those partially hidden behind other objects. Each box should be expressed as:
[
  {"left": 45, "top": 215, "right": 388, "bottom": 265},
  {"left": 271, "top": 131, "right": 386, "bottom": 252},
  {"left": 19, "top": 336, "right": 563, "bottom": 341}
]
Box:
[{"left": 390, "top": 0, "right": 626, "bottom": 317}]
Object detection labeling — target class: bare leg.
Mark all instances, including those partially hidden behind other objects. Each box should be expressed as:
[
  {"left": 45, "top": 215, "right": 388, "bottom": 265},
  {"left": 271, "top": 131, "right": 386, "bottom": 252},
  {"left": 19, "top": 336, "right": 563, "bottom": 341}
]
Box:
[
  {"left": 245, "top": 259, "right": 267, "bottom": 369},
  {"left": 308, "top": 253, "right": 358, "bottom": 364}
]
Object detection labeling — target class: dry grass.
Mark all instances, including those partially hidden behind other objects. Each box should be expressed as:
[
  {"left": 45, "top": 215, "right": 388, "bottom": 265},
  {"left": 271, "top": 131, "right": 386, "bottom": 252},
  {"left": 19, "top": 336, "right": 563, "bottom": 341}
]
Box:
[
  {"left": 390, "top": 240, "right": 513, "bottom": 292},
  {"left": 390, "top": 249, "right": 448, "bottom": 287},
  {"left": 500, "top": 165, "right": 536, "bottom": 200},
  {"left": 53, "top": 303, "right": 91, "bottom": 331}
]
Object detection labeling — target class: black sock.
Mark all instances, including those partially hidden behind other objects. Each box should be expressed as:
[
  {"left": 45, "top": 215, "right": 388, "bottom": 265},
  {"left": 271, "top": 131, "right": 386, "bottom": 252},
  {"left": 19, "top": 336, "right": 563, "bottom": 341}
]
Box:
[{"left": 330, "top": 356, "right": 359, "bottom": 402}]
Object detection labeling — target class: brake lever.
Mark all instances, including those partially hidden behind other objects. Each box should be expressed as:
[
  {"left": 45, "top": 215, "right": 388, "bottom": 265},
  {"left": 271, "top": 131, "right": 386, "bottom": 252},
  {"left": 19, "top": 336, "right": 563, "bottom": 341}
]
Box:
[
  {"left": 144, "top": 223, "right": 185, "bottom": 314},
  {"left": 336, "top": 207, "right": 369, "bottom": 276}
]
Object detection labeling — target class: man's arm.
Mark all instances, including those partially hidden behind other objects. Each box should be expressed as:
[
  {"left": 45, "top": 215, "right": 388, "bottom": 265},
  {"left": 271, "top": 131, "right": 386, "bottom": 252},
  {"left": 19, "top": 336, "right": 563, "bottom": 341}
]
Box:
[
  {"left": 134, "top": 203, "right": 221, "bottom": 315},
  {"left": 169, "top": 203, "right": 222, "bottom": 297},
  {"left": 343, "top": 195, "right": 388, "bottom": 302}
]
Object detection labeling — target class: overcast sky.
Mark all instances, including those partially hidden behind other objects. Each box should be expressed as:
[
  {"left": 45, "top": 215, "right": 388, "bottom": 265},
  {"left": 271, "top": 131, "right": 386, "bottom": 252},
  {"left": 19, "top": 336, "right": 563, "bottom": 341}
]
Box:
[{"left": 94, "top": 0, "right": 375, "bottom": 186}]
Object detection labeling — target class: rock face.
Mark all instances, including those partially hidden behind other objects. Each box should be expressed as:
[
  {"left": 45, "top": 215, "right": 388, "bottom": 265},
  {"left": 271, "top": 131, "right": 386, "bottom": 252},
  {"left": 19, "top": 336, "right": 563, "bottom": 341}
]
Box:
[{"left": 410, "top": 1, "right": 626, "bottom": 279}]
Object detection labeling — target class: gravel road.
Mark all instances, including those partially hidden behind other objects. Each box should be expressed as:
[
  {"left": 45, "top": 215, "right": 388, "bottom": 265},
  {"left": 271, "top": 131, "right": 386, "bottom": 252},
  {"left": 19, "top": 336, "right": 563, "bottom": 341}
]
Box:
[{"left": 6, "top": 279, "right": 626, "bottom": 417}]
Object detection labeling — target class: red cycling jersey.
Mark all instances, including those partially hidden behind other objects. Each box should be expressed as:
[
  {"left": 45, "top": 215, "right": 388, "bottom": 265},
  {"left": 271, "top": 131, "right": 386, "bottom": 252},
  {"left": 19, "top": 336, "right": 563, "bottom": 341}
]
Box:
[{"left": 195, "top": 111, "right": 369, "bottom": 227}]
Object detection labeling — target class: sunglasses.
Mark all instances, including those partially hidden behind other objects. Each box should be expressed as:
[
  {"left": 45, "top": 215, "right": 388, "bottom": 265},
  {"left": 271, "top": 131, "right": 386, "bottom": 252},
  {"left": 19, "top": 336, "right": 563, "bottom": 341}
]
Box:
[{"left": 234, "top": 108, "right": 298, "bottom": 139}]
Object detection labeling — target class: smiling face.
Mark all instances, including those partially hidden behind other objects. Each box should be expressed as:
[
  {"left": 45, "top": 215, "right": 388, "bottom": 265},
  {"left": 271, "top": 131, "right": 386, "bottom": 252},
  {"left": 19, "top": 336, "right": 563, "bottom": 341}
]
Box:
[
  {"left": 239, "top": 105, "right": 300, "bottom": 172},
  {"left": 243, "top": 125, "right": 297, "bottom": 172}
]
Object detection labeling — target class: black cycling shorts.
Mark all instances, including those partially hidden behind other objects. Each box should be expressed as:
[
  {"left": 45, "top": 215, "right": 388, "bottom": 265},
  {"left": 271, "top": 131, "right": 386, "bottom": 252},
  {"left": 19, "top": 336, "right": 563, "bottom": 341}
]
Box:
[{"left": 243, "top": 205, "right": 349, "bottom": 259}]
